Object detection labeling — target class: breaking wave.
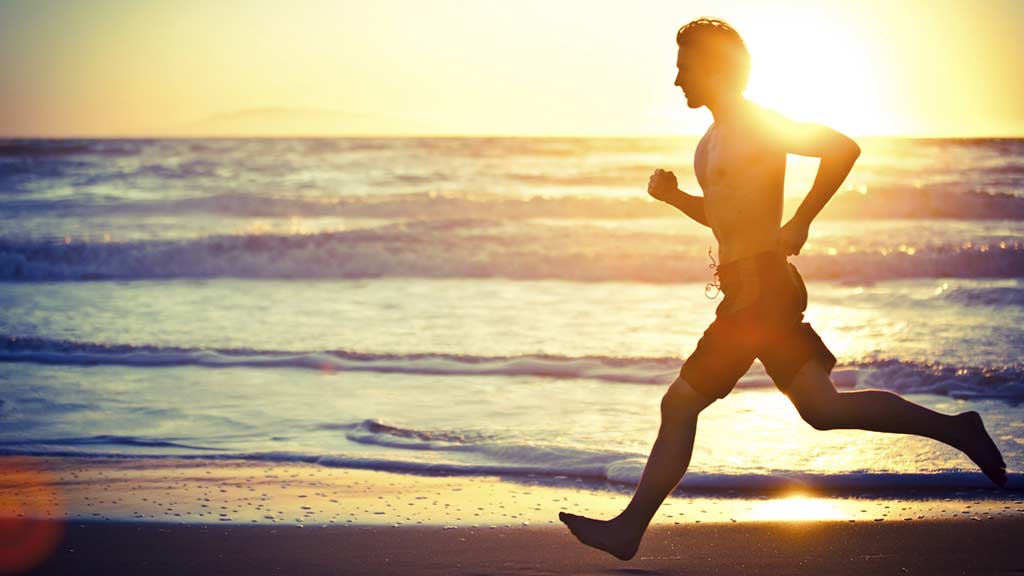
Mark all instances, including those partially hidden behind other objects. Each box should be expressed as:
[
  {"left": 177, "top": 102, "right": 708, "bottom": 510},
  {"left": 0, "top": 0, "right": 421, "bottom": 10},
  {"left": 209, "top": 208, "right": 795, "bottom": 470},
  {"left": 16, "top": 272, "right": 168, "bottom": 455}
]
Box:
[
  {"left": 1, "top": 419, "right": 1014, "bottom": 493},
  {"left": 3, "top": 336, "right": 1021, "bottom": 402},
  {"left": 5, "top": 189, "right": 1024, "bottom": 220},
  {"left": 1, "top": 221, "right": 1021, "bottom": 282}
]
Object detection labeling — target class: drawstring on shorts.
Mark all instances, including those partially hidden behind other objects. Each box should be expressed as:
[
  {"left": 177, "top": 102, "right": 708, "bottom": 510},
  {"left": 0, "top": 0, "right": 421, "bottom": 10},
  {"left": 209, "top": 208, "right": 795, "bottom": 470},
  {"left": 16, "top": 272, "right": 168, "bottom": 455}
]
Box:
[{"left": 704, "top": 246, "right": 721, "bottom": 300}]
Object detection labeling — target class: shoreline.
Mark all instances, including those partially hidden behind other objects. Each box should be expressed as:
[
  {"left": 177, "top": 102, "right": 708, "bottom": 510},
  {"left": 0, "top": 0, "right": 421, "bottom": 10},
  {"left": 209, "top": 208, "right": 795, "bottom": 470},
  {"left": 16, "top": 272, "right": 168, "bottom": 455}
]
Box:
[
  {"left": 3, "top": 455, "right": 1024, "bottom": 573},
  {"left": 2, "top": 456, "right": 1021, "bottom": 527}
]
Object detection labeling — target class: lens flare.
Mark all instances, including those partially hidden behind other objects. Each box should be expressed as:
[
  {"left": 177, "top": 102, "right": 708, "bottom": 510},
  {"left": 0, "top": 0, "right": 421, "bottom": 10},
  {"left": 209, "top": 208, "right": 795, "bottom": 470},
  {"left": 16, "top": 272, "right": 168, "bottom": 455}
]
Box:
[{"left": 0, "top": 457, "right": 64, "bottom": 573}]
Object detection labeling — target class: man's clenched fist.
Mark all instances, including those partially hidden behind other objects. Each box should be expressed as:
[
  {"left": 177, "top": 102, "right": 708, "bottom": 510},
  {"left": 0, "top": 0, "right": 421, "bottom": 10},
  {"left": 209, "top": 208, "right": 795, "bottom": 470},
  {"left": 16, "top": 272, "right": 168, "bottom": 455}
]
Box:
[{"left": 648, "top": 168, "right": 678, "bottom": 203}]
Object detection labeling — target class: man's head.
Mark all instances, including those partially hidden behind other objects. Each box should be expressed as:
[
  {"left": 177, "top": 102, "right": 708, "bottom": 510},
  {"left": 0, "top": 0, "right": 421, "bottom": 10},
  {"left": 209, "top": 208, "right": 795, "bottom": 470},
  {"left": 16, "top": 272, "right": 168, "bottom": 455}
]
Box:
[{"left": 674, "top": 18, "right": 750, "bottom": 109}]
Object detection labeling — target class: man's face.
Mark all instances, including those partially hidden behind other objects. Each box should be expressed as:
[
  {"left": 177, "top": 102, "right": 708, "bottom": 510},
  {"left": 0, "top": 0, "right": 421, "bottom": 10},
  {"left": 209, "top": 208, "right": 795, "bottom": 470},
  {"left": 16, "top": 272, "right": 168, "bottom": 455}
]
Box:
[{"left": 674, "top": 46, "right": 710, "bottom": 109}]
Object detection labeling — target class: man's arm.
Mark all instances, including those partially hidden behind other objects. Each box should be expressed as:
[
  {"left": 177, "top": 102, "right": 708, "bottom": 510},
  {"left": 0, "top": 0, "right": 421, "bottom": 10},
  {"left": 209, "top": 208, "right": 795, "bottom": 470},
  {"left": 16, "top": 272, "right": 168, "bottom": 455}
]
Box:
[
  {"left": 785, "top": 124, "right": 861, "bottom": 227},
  {"left": 648, "top": 169, "right": 710, "bottom": 227},
  {"left": 764, "top": 112, "right": 861, "bottom": 254},
  {"left": 663, "top": 189, "right": 710, "bottom": 227}
]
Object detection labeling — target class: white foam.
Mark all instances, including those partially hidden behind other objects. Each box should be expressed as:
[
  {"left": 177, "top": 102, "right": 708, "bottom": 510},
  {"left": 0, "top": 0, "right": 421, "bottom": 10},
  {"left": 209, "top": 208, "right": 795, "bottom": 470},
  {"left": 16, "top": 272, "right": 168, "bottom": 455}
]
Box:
[
  {"left": 1, "top": 222, "right": 1021, "bottom": 282},
  {"left": 2, "top": 336, "right": 1021, "bottom": 400}
]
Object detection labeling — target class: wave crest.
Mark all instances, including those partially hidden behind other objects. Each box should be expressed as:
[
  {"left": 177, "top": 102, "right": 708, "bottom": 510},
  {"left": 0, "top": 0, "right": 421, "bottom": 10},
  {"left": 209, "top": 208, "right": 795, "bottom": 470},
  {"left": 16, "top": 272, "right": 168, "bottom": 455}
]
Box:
[
  {"left": 3, "top": 336, "right": 1021, "bottom": 402},
  {"left": 2, "top": 221, "right": 1021, "bottom": 282},
  {"left": 6, "top": 189, "right": 1024, "bottom": 220}
]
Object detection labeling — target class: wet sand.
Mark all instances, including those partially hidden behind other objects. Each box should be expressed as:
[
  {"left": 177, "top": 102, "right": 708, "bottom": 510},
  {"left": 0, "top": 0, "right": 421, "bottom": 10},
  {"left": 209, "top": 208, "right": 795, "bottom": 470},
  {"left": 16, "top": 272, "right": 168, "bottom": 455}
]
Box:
[
  {"left": 2, "top": 456, "right": 1023, "bottom": 574},
  {"left": 18, "top": 518, "right": 1024, "bottom": 575}
]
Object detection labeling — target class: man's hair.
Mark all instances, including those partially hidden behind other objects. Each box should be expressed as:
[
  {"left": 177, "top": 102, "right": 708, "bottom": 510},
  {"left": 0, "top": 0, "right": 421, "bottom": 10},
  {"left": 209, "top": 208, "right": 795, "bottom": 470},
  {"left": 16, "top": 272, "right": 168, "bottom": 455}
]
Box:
[{"left": 676, "top": 17, "right": 750, "bottom": 92}]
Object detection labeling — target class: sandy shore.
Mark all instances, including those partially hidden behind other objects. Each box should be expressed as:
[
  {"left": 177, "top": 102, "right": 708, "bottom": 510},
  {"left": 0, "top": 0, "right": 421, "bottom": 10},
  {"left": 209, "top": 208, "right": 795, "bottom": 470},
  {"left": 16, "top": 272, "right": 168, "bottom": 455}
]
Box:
[
  {"left": 15, "top": 518, "right": 1024, "bottom": 575},
  {"left": 2, "top": 456, "right": 1023, "bottom": 573}
]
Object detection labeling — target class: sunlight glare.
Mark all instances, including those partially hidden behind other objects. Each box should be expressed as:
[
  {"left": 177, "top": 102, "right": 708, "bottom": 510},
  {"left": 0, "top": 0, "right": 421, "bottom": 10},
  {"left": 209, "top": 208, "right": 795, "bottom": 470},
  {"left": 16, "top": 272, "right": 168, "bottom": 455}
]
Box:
[
  {"left": 745, "top": 494, "right": 848, "bottom": 522},
  {"left": 740, "top": 8, "right": 888, "bottom": 135}
]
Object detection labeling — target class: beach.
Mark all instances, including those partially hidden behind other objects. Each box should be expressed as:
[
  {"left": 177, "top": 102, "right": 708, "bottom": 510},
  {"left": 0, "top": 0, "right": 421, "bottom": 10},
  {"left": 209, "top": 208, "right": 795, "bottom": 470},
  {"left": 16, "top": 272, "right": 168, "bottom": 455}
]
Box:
[
  {"left": 3, "top": 0, "right": 1024, "bottom": 567},
  {"left": 2, "top": 136, "right": 1023, "bottom": 573},
  {"left": 4, "top": 456, "right": 1023, "bottom": 574}
]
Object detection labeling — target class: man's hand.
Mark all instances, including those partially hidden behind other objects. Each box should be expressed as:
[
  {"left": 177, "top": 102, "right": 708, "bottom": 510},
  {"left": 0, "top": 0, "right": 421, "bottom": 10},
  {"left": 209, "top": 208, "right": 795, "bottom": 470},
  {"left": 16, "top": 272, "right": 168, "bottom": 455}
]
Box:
[
  {"left": 647, "top": 169, "right": 678, "bottom": 203},
  {"left": 648, "top": 169, "right": 710, "bottom": 227},
  {"left": 778, "top": 218, "right": 810, "bottom": 256}
]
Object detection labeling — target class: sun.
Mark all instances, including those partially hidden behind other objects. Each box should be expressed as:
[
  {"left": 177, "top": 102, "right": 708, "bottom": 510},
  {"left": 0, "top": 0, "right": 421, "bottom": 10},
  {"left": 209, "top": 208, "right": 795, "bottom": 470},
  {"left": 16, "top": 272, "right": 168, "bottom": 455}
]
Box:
[{"left": 739, "top": 10, "right": 892, "bottom": 136}]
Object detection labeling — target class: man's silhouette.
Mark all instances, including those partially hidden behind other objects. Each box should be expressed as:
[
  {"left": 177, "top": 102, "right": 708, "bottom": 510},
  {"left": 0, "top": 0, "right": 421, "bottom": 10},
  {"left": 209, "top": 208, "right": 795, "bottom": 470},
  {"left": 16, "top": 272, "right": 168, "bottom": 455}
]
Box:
[{"left": 559, "top": 17, "right": 1007, "bottom": 561}]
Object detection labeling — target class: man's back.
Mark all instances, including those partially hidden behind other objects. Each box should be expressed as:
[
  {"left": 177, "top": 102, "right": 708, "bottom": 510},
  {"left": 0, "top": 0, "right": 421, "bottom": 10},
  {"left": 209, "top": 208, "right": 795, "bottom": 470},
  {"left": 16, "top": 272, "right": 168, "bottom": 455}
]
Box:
[{"left": 695, "top": 101, "right": 788, "bottom": 266}]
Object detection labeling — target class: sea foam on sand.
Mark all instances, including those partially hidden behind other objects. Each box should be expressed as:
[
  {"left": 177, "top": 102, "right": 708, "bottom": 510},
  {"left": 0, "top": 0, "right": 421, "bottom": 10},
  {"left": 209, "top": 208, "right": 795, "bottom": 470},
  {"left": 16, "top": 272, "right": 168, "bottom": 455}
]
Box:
[{"left": 3, "top": 457, "right": 1021, "bottom": 528}]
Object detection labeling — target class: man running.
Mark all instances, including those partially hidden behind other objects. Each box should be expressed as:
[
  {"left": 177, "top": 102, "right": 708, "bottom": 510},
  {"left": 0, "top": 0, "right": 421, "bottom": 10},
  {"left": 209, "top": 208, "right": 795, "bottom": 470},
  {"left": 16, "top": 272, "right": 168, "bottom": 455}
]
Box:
[{"left": 558, "top": 17, "right": 1007, "bottom": 561}]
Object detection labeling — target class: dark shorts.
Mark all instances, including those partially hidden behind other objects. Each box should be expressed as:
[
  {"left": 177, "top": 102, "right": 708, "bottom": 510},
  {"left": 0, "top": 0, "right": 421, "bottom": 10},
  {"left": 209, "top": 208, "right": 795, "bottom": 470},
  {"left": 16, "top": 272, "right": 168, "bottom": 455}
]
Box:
[{"left": 679, "top": 249, "right": 836, "bottom": 400}]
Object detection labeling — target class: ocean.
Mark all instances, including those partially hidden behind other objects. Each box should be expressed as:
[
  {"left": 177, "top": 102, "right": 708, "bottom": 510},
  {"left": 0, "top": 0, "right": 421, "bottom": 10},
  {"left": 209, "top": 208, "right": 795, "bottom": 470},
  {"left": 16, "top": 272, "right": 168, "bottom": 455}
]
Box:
[{"left": 1, "top": 136, "right": 1022, "bottom": 494}]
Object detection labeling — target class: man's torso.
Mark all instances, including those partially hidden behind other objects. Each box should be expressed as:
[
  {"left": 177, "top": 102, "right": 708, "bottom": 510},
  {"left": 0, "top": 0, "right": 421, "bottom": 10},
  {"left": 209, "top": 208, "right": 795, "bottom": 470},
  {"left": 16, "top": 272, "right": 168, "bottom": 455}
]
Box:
[{"left": 694, "top": 103, "right": 787, "bottom": 266}]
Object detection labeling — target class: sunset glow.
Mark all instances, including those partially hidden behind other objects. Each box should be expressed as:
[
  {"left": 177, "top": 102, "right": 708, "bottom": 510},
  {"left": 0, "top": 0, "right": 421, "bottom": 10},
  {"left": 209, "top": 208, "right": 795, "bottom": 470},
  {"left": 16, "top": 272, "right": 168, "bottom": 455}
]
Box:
[
  {"left": 1, "top": 0, "right": 1022, "bottom": 137},
  {"left": 745, "top": 495, "right": 848, "bottom": 522},
  {"left": 1, "top": 1, "right": 1023, "bottom": 572}
]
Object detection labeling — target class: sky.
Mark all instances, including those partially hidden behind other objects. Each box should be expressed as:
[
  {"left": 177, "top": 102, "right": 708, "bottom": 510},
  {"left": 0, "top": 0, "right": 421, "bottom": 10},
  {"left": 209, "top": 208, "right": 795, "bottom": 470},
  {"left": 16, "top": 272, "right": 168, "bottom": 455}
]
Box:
[{"left": 1, "top": 0, "right": 1022, "bottom": 138}]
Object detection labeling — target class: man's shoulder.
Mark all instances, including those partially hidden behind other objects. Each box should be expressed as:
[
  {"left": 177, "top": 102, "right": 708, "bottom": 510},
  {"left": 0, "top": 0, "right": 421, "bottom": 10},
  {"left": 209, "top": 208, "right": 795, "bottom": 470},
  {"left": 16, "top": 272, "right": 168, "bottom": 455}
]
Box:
[
  {"left": 745, "top": 102, "right": 795, "bottom": 131},
  {"left": 742, "top": 101, "right": 805, "bottom": 150}
]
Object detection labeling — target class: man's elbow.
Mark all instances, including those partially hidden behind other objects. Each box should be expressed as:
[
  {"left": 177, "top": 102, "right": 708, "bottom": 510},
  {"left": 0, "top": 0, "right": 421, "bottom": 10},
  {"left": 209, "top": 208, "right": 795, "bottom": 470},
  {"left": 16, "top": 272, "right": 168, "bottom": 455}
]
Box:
[
  {"left": 840, "top": 136, "right": 860, "bottom": 161},
  {"left": 826, "top": 135, "right": 860, "bottom": 165}
]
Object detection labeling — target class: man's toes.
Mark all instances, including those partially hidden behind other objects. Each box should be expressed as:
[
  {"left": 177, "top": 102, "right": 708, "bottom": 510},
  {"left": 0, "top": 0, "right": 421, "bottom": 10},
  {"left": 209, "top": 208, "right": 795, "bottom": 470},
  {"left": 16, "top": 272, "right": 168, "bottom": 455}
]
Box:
[{"left": 559, "top": 512, "right": 584, "bottom": 533}]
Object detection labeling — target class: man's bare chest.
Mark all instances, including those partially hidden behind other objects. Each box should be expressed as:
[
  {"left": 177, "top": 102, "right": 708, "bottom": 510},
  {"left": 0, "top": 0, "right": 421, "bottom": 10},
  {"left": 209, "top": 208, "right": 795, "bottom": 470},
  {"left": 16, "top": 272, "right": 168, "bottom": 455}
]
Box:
[{"left": 697, "top": 126, "right": 782, "bottom": 194}]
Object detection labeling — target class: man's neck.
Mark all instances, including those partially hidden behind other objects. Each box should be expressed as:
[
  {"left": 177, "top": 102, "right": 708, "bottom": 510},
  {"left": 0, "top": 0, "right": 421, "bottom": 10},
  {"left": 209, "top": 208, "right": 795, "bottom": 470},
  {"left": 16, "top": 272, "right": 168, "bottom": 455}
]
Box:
[{"left": 707, "top": 94, "right": 749, "bottom": 126}]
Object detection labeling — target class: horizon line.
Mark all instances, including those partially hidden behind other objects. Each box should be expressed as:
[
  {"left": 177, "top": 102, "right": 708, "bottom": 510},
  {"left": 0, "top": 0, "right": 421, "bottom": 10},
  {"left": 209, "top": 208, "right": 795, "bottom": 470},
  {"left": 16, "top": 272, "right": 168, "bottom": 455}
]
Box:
[{"left": 3, "top": 132, "right": 1024, "bottom": 140}]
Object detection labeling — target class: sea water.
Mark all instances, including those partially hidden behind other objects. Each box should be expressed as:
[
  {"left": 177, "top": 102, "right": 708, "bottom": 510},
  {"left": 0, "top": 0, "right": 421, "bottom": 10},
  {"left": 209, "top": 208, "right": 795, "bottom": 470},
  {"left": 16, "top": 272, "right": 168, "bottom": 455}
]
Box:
[{"left": 1, "top": 137, "right": 1022, "bottom": 494}]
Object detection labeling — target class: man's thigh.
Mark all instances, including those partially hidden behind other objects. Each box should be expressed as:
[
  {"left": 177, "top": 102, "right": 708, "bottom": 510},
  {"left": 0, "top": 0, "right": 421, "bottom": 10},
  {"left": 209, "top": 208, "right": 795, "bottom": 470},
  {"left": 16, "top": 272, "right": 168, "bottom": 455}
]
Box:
[
  {"left": 663, "top": 374, "right": 716, "bottom": 413},
  {"left": 679, "top": 317, "right": 757, "bottom": 400},
  {"left": 759, "top": 321, "right": 837, "bottom": 394},
  {"left": 781, "top": 358, "right": 839, "bottom": 408}
]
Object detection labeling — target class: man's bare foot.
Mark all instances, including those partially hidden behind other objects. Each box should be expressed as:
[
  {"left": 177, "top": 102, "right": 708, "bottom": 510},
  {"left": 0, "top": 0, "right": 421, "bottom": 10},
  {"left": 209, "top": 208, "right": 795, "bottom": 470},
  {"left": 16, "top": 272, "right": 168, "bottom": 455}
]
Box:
[
  {"left": 956, "top": 411, "right": 1007, "bottom": 487},
  {"left": 558, "top": 511, "right": 642, "bottom": 561}
]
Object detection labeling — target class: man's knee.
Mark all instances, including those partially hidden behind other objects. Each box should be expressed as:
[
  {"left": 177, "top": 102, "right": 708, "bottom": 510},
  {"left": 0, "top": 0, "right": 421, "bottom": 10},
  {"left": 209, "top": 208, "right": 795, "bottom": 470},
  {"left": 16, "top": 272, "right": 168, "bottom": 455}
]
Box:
[
  {"left": 661, "top": 376, "right": 713, "bottom": 418},
  {"left": 796, "top": 402, "right": 839, "bottom": 431},
  {"left": 791, "top": 389, "right": 843, "bottom": 430},
  {"left": 786, "top": 361, "right": 842, "bottom": 430}
]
